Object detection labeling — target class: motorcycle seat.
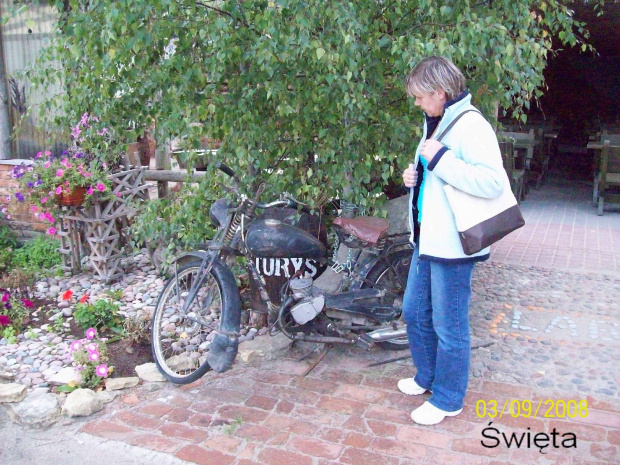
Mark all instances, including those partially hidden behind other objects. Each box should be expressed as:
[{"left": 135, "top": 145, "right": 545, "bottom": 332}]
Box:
[{"left": 333, "top": 216, "right": 390, "bottom": 245}]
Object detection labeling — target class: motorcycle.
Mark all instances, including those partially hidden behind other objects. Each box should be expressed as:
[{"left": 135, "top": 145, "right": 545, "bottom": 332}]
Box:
[{"left": 151, "top": 163, "right": 413, "bottom": 384}]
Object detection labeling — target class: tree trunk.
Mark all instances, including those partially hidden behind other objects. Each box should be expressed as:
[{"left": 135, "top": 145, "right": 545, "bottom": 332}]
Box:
[{"left": 0, "top": 23, "right": 13, "bottom": 159}]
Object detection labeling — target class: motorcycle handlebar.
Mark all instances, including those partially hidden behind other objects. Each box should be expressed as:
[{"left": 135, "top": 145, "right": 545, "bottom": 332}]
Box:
[{"left": 215, "top": 162, "right": 237, "bottom": 181}]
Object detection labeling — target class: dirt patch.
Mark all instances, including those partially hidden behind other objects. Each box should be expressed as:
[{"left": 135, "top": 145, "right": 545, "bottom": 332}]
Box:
[{"left": 106, "top": 338, "right": 152, "bottom": 377}]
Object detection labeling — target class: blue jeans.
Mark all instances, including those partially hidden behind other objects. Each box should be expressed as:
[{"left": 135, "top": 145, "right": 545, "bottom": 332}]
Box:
[{"left": 402, "top": 248, "right": 475, "bottom": 412}]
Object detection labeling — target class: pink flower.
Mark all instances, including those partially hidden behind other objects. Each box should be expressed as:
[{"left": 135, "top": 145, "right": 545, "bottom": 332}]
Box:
[
  {"left": 35, "top": 152, "right": 43, "bottom": 158},
  {"left": 96, "top": 183, "right": 105, "bottom": 192},
  {"left": 85, "top": 327, "right": 97, "bottom": 339},
  {"left": 47, "top": 227, "right": 56, "bottom": 235},
  {"left": 44, "top": 151, "right": 52, "bottom": 156},
  {"left": 88, "top": 351, "right": 100, "bottom": 362},
  {"left": 41, "top": 197, "right": 48, "bottom": 204},
  {"left": 56, "top": 169, "right": 64, "bottom": 177},
  {"left": 44, "top": 161, "right": 51, "bottom": 168},
  {"left": 86, "top": 343, "right": 98, "bottom": 352},
  {"left": 21, "top": 299, "right": 34, "bottom": 308},
  {"left": 87, "top": 186, "right": 93, "bottom": 195},
  {"left": 115, "top": 192, "right": 121, "bottom": 197},
  {"left": 1, "top": 292, "right": 8, "bottom": 302},
  {"left": 55, "top": 186, "right": 63, "bottom": 195},
  {"left": 31, "top": 205, "right": 38, "bottom": 212},
  {"left": 95, "top": 364, "right": 109, "bottom": 377},
  {"left": 0, "top": 315, "right": 10, "bottom": 326},
  {"left": 70, "top": 340, "right": 82, "bottom": 352}
]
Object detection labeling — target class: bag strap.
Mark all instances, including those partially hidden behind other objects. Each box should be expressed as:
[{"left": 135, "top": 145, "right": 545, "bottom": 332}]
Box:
[{"left": 435, "top": 109, "right": 482, "bottom": 142}]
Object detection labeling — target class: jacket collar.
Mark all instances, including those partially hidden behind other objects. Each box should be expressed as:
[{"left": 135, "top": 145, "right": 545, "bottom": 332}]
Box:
[{"left": 424, "top": 90, "right": 471, "bottom": 124}]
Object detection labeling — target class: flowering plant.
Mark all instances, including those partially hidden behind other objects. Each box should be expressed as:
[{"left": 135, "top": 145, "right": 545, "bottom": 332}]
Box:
[
  {"left": 9, "top": 114, "right": 123, "bottom": 233},
  {"left": 0, "top": 287, "right": 33, "bottom": 342},
  {"left": 66, "top": 327, "right": 113, "bottom": 390}
]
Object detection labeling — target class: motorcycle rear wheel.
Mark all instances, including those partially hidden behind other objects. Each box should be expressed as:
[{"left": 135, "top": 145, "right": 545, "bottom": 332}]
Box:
[
  {"left": 151, "top": 260, "right": 235, "bottom": 384},
  {"left": 362, "top": 248, "right": 412, "bottom": 350}
]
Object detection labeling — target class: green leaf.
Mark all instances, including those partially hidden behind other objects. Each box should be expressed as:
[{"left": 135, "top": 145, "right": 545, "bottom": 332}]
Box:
[{"left": 316, "top": 47, "right": 326, "bottom": 60}]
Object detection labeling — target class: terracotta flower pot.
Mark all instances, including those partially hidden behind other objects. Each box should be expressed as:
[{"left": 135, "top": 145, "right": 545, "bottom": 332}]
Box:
[{"left": 57, "top": 186, "right": 88, "bottom": 206}]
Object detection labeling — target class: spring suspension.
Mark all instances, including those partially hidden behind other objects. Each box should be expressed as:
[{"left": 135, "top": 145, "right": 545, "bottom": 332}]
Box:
[{"left": 222, "top": 198, "right": 257, "bottom": 247}]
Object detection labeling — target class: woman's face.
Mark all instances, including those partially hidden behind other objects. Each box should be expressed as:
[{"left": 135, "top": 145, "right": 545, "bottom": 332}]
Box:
[{"left": 411, "top": 89, "right": 447, "bottom": 117}]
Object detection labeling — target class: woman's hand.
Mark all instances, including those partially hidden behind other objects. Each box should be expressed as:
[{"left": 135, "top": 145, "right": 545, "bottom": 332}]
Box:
[
  {"left": 420, "top": 139, "right": 444, "bottom": 163},
  {"left": 403, "top": 164, "right": 417, "bottom": 188}
]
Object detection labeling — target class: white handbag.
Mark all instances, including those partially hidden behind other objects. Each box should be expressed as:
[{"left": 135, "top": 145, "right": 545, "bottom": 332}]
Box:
[{"left": 436, "top": 111, "right": 525, "bottom": 255}]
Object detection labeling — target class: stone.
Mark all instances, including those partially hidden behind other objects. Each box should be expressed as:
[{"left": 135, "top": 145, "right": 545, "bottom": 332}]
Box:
[
  {"left": 62, "top": 389, "right": 104, "bottom": 417},
  {"left": 48, "top": 367, "right": 82, "bottom": 386},
  {"left": 105, "top": 377, "right": 141, "bottom": 391},
  {"left": 0, "top": 383, "right": 27, "bottom": 403},
  {"left": 135, "top": 363, "right": 166, "bottom": 382},
  {"left": 238, "top": 332, "right": 292, "bottom": 362},
  {"left": 4, "top": 392, "right": 61, "bottom": 427}
]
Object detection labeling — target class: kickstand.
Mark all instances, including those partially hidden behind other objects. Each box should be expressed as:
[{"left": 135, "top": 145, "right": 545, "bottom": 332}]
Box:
[{"left": 300, "top": 343, "right": 332, "bottom": 377}]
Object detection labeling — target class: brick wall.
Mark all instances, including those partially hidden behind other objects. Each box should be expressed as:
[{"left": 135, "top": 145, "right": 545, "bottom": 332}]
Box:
[{"left": 0, "top": 160, "right": 47, "bottom": 241}]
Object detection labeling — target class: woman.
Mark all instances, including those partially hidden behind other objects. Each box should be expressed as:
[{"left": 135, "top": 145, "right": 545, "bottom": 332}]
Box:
[{"left": 400, "top": 56, "right": 505, "bottom": 425}]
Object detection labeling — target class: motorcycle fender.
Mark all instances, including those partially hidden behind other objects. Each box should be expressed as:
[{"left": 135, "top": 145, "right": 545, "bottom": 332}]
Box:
[
  {"left": 206, "top": 259, "right": 242, "bottom": 373},
  {"left": 173, "top": 246, "right": 211, "bottom": 269}
]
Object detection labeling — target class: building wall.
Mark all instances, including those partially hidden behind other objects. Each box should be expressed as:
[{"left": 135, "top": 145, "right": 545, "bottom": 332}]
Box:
[{"left": 0, "top": 160, "right": 47, "bottom": 240}]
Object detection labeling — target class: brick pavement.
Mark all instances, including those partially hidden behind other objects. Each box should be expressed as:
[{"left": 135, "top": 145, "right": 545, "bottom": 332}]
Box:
[
  {"left": 490, "top": 177, "right": 620, "bottom": 275},
  {"left": 77, "top": 177, "right": 619, "bottom": 465}
]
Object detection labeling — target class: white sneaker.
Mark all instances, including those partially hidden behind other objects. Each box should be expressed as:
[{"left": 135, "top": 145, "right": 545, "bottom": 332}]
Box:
[
  {"left": 397, "top": 378, "right": 428, "bottom": 396},
  {"left": 410, "top": 401, "right": 462, "bottom": 425}
]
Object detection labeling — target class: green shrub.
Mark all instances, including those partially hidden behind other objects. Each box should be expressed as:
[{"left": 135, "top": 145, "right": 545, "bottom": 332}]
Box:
[
  {"left": 0, "top": 226, "right": 17, "bottom": 275},
  {"left": 0, "top": 225, "right": 17, "bottom": 249},
  {"left": 11, "top": 235, "right": 62, "bottom": 270},
  {"left": 74, "top": 298, "right": 123, "bottom": 332}
]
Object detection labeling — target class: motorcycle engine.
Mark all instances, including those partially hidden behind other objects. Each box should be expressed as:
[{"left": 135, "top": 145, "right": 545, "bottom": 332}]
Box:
[{"left": 289, "top": 278, "right": 325, "bottom": 325}]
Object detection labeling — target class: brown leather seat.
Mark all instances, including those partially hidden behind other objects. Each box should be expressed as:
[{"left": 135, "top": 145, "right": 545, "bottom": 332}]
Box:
[{"left": 332, "top": 216, "right": 390, "bottom": 245}]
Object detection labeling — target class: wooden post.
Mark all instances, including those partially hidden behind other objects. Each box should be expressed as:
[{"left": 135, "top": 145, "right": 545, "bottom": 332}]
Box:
[{"left": 155, "top": 148, "right": 170, "bottom": 198}]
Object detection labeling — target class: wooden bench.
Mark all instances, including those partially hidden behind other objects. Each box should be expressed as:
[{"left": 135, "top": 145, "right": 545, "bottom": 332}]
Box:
[{"left": 594, "top": 141, "right": 620, "bottom": 215}]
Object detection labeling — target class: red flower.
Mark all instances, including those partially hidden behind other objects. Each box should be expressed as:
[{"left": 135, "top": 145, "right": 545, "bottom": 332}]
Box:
[
  {"left": 21, "top": 299, "right": 34, "bottom": 308},
  {"left": 62, "top": 290, "right": 74, "bottom": 301},
  {"left": 79, "top": 294, "right": 89, "bottom": 304},
  {"left": 0, "top": 315, "right": 10, "bottom": 326}
]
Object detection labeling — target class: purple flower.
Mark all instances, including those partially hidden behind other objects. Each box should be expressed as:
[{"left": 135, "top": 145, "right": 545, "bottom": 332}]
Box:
[
  {"left": 14, "top": 192, "right": 24, "bottom": 202},
  {"left": 27, "top": 182, "right": 34, "bottom": 188},
  {"left": 75, "top": 152, "right": 84, "bottom": 158},
  {"left": 35, "top": 180, "right": 43, "bottom": 187},
  {"left": 85, "top": 327, "right": 97, "bottom": 340},
  {"left": 70, "top": 341, "right": 82, "bottom": 352},
  {"left": 95, "top": 364, "right": 109, "bottom": 377}
]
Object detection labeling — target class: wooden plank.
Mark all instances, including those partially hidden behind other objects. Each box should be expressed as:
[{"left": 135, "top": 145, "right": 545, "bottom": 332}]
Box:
[{"left": 144, "top": 169, "right": 207, "bottom": 182}]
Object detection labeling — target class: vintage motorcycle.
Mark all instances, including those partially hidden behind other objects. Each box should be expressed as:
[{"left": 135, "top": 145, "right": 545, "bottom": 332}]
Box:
[{"left": 151, "top": 163, "right": 413, "bottom": 384}]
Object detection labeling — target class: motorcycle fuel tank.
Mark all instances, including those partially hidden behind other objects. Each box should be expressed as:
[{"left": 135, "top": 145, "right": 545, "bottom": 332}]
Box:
[{"left": 246, "top": 218, "right": 327, "bottom": 260}]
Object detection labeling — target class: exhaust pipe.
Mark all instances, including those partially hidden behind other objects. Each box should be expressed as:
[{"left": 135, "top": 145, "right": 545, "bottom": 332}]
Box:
[{"left": 367, "top": 327, "right": 407, "bottom": 342}]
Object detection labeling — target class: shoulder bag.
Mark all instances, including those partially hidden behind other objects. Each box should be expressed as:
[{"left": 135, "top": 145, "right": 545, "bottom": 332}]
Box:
[{"left": 435, "top": 110, "right": 525, "bottom": 255}]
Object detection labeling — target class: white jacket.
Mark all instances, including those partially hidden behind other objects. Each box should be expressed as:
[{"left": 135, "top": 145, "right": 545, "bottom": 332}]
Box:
[{"left": 408, "top": 93, "right": 505, "bottom": 262}]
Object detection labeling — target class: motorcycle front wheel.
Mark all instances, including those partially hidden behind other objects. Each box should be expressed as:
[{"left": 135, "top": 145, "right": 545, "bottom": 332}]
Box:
[
  {"left": 151, "top": 260, "right": 237, "bottom": 384},
  {"left": 362, "top": 248, "right": 412, "bottom": 351}
]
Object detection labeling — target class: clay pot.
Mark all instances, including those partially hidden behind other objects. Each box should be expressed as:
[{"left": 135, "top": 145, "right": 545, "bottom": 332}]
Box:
[{"left": 57, "top": 186, "right": 87, "bottom": 206}]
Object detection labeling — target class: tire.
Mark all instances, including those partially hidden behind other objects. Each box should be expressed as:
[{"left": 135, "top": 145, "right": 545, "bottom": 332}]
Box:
[
  {"left": 151, "top": 260, "right": 240, "bottom": 384},
  {"left": 362, "top": 248, "right": 412, "bottom": 351}
]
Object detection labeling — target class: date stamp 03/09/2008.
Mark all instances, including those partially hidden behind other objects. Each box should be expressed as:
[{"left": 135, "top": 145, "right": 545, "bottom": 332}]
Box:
[{"left": 475, "top": 399, "right": 587, "bottom": 454}]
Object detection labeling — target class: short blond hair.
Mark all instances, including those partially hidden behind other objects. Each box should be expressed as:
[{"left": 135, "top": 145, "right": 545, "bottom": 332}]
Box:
[{"left": 405, "top": 56, "right": 465, "bottom": 101}]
